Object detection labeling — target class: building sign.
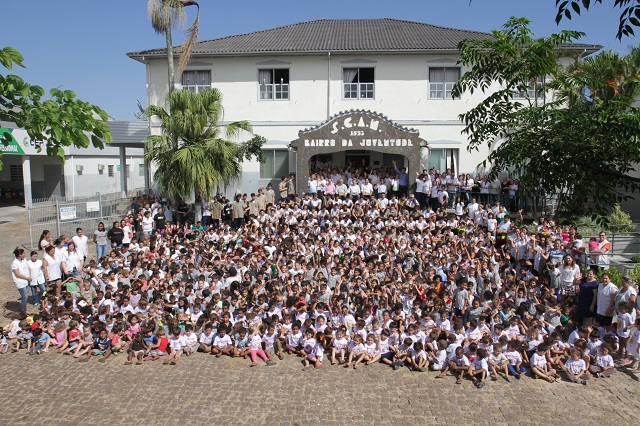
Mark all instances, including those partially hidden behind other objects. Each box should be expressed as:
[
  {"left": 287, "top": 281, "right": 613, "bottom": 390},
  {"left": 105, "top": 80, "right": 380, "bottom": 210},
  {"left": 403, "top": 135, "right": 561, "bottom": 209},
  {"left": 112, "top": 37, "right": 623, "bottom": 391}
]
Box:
[
  {"left": 59, "top": 206, "right": 77, "bottom": 221},
  {"left": 298, "top": 113, "right": 419, "bottom": 149},
  {"left": 0, "top": 127, "right": 49, "bottom": 156},
  {"left": 0, "top": 128, "right": 25, "bottom": 155},
  {"left": 86, "top": 201, "right": 100, "bottom": 213},
  {"left": 290, "top": 110, "right": 426, "bottom": 194}
]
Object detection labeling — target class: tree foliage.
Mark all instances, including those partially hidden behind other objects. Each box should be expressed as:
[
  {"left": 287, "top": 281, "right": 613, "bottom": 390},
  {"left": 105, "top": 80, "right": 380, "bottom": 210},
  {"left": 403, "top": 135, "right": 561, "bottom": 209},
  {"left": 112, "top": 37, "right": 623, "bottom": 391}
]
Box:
[
  {"left": 452, "top": 17, "right": 640, "bottom": 219},
  {"left": 555, "top": 0, "right": 640, "bottom": 39},
  {"left": 0, "top": 46, "right": 111, "bottom": 169},
  {"left": 147, "top": 0, "right": 200, "bottom": 86},
  {"left": 144, "top": 89, "right": 265, "bottom": 200}
]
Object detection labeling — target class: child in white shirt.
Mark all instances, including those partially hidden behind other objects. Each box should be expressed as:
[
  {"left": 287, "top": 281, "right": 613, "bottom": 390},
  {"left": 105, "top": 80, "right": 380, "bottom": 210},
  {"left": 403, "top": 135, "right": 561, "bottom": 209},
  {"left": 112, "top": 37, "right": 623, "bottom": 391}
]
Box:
[
  {"left": 589, "top": 343, "right": 617, "bottom": 377},
  {"left": 331, "top": 328, "right": 349, "bottom": 365},
  {"left": 564, "top": 348, "right": 588, "bottom": 385},
  {"left": 529, "top": 344, "right": 559, "bottom": 383},
  {"left": 346, "top": 334, "right": 366, "bottom": 369},
  {"left": 621, "top": 318, "right": 640, "bottom": 373},
  {"left": 488, "top": 344, "right": 510, "bottom": 381},
  {"left": 469, "top": 348, "right": 490, "bottom": 388}
]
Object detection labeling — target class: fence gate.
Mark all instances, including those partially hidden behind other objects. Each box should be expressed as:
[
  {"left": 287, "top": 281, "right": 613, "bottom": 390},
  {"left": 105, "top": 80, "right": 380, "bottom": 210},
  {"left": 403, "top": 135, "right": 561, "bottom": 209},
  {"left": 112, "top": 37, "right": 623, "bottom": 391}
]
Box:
[{"left": 27, "top": 191, "right": 140, "bottom": 249}]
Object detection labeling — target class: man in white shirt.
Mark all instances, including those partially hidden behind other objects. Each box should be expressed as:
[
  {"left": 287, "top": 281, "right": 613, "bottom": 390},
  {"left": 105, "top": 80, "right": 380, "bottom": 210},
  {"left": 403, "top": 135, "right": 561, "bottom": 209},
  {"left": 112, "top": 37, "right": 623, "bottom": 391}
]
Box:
[
  {"left": 421, "top": 174, "right": 432, "bottom": 209},
  {"left": 72, "top": 228, "right": 89, "bottom": 259},
  {"left": 596, "top": 274, "right": 618, "bottom": 327}
]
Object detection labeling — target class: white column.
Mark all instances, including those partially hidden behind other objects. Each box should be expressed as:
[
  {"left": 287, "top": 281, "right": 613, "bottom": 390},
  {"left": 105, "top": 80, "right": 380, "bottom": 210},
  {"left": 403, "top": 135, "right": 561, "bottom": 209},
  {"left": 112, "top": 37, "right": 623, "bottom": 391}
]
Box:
[
  {"left": 119, "top": 146, "right": 128, "bottom": 197},
  {"left": 22, "top": 155, "right": 32, "bottom": 207}
]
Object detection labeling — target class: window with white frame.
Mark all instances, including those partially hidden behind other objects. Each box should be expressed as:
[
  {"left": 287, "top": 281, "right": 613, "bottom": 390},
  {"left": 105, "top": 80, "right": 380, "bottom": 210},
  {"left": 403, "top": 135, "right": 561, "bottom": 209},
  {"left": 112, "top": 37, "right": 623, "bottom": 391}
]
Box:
[
  {"left": 343, "top": 68, "right": 374, "bottom": 99},
  {"left": 258, "top": 69, "right": 289, "bottom": 100},
  {"left": 428, "top": 148, "right": 459, "bottom": 175},
  {"left": 9, "top": 164, "right": 22, "bottom": 182},
  {"left": 511, "top": 76, "right": 546, "bottom": 99},
  {"left": 260, "top": 150, "right": 289, "bottom": 179},
  {"left": 428, "top": 67, "right": 461, "bottom": 99},
  {"left": 181, "top": 70, "right": 211, "bottom": 94}
]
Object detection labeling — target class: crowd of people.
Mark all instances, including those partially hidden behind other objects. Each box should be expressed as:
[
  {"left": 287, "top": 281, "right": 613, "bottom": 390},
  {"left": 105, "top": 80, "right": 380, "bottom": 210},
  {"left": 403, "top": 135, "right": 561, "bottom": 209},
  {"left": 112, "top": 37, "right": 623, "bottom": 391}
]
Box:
[{"left": 6, "top": 164, "right": 640, "bottom": 387}]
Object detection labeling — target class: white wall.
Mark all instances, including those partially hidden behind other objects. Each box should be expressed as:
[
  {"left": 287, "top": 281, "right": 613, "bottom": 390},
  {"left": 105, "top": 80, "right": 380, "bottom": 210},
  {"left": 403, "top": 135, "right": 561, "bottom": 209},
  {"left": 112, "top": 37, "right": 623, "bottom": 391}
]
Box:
[
  {"left": 63, "top": 147, "right": 146, "bottom": 198},
  {"left": 144, "top": 51, "right": 582, "bottom": 196}
]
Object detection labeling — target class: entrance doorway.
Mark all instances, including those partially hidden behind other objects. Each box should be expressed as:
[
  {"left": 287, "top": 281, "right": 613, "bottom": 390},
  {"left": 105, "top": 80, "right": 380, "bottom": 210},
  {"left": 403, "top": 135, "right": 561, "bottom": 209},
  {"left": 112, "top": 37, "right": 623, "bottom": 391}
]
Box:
[{"left": 344, "top": 151, "right": 370, "bottom": 169}]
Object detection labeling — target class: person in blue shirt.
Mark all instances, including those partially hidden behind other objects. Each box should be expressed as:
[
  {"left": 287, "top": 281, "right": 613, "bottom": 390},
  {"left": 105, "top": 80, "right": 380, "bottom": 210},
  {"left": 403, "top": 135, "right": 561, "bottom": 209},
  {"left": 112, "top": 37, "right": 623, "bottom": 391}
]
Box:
[{"left": 392, "top": 160, "right": 409, "bottom": 196}]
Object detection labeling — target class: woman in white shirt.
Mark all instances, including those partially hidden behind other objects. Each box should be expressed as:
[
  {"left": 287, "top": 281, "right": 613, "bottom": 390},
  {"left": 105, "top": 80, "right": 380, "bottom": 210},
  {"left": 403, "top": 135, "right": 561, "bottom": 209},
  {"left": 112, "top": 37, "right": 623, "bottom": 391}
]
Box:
[
  {"left": 556, "top": 255, "right": 581, "bottom": 298},
  {"left": 27, "top": 250, "right": 46, "bottom": 307},
  {"left": 11, "top": 248, "right": 31, "bottom": 315},
  {"left": 42, "top": 245, "right": 63, "bottom": 296},
  {"left": 62, "top": 241, "right": 84, "bottom": 278},
  {"left": 615, "top": 276, "right": 638, "bottom": 317}
]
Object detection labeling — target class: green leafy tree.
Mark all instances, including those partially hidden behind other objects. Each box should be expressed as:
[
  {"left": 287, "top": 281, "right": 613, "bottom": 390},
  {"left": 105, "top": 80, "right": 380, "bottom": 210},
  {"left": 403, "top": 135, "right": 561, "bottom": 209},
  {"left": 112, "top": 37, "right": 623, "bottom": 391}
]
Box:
[
  {"left": 555, "top": 0, "right": 640, "bottom": 39},
  {"left": 148, "top": 0, "right": 200, "bottom": 93},
  {"left": 0, "top": 46, "right": 111, "bottom": 168},
  {"left": 144, "top": 89, "right": 265, "bottom": 200},
  {"left": 452, "top": 17, "right": 640, "bottom": 219}
]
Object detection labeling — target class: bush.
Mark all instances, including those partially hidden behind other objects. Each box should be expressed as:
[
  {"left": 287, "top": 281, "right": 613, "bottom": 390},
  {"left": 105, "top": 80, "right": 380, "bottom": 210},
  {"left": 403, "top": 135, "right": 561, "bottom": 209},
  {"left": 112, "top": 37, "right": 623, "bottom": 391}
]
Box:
[
  {"left": 571, "top": 204, "right": 635, "bottom": 236},
  {"left": 628, "top": 265, "right": 640, "bottom": 285},
  {"left": 606, "top": 204, "right": 635, "bottom": 234},
  {"left": 596, "top": 266, "right": 623, "bottom": 287},
  {"left": 631, "top": 255, "right": 640, "bottom": 263}
]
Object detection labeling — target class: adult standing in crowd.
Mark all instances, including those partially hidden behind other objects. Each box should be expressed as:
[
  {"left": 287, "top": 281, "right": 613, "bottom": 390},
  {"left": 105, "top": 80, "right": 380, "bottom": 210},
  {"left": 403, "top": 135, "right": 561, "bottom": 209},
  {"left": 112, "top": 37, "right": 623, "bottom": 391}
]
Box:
[
  {"left": 279, "top": 176, "right": 289, "bottom": 201},
  {"left": 42, "top": 245, "right": 62, "bottom": 296},
  {"left": 38, "top": 230, "right": 53, "bottom": 251},
  {"left": 107, "top": 221, "right": 125, "bottom": 249},
  {"left": 11, "top": 247, "right": 31, "bottom": 315},
  {"left": 72, "top": 228, "right": 89, "bottom": 260},
  {"left": 94, "top": 222, "right": 108, "bottom": 260}
]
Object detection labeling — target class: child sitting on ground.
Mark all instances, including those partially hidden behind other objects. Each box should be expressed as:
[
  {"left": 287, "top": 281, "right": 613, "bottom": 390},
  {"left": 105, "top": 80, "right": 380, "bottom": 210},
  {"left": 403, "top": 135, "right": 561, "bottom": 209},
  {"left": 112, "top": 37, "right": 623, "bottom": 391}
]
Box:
[{"left": 589, "top": 343, "right": 617, "bottom": 377}]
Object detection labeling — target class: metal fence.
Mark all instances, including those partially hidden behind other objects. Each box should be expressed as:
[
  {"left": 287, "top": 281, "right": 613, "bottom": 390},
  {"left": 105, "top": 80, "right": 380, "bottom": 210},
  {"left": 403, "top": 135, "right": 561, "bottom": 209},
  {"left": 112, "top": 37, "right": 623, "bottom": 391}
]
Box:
[{"left": 27, "top": 190, "right": 143, "bottom": 249}]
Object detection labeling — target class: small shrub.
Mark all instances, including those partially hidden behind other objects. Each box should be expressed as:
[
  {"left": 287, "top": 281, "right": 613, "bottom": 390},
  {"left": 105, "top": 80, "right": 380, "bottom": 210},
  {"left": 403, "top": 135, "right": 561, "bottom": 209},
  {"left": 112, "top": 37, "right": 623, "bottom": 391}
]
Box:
[
  {"left": 606, "top": 204, "right": 635, "bottom": 234},
  {"left": 631, "top": 255, "right": 640, "bottom": 263},
  {"left": 628, "top": 265, "right": 640, "bottom": 285},
  {"left": 596, "top": 266, "right": 623, "bottom": 287}
]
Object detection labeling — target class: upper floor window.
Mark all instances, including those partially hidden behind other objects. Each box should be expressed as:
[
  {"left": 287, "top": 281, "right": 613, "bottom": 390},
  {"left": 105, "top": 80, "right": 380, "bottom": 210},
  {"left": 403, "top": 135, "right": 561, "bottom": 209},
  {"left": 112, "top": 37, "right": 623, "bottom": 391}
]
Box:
[
  {"left": 428, "top": 67, "right": 460, "bottom": 99},
  {"left": 343, "top": 68, "right": 374, "bottom": 99},
  {"left": 511, "top": 76, "right": 545, "bottom": 99},
  {"left": 259, "top": 69, "right": 289, "bottom": 100},
  {"left": 182, "top": 70, "right": 211, "bottom": 94}
]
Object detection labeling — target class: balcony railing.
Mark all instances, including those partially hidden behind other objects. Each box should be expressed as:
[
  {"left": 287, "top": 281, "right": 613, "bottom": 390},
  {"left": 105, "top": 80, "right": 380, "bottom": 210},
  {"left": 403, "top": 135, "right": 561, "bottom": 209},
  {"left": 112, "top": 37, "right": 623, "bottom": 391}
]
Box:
[
  {"left": 260, "top": 84, "right": 289, "bottom": 100},
  {"left": 343, "top": 83, "right": 374, "bottom": 99}
]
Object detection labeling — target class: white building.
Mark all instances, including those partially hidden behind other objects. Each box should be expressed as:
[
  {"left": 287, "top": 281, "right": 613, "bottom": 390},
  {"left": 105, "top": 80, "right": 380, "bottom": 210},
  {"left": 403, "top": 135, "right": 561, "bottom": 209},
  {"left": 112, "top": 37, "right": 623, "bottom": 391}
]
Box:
[
  {"left": 128, "top": 18, "right": 600, "bottom": 195},
  {"left": 0, "top": 121, "right": 148, "bottom": 205}
]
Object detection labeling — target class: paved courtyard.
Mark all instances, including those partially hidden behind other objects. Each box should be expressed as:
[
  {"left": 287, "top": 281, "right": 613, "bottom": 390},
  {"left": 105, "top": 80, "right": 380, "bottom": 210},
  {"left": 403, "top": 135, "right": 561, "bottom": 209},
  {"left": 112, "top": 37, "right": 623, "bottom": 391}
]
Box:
[{"left": 0, "top": 205, "right": 638, "bottom": 425}]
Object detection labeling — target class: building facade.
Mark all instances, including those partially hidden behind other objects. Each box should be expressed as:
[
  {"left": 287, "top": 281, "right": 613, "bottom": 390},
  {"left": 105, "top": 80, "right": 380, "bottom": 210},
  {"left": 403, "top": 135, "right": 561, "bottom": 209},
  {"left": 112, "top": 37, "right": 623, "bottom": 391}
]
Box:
[
  {"left": 0, "top": 121, "right": 148, "bottom": 205},
  {"left": 128, "top": 19, "right": 600, "bottom": 196}
]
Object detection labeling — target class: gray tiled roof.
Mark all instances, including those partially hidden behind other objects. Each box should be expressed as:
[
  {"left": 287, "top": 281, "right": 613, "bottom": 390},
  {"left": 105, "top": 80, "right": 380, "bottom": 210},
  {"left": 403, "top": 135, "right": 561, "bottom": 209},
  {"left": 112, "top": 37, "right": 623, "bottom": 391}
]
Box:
[
  {"left": 126, "top": 19, "right": 490, "bottom": 58},
  {"left": 128, "top": 19, "right": 601, "bottom": 60}
]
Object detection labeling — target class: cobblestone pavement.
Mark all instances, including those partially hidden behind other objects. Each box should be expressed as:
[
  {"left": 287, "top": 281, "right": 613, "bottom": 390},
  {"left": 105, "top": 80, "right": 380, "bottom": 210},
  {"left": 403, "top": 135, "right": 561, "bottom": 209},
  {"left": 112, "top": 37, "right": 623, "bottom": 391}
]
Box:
[{"left": 0, "top": 206, "right": 638, "bottom": 425}]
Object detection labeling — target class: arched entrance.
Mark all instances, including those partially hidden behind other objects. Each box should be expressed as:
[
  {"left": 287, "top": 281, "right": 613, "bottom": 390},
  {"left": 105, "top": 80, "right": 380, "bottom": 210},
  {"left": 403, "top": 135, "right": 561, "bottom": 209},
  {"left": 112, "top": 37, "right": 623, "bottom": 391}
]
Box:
[{"left": 290, "top": 110, "right": 426, "bottom": 194}]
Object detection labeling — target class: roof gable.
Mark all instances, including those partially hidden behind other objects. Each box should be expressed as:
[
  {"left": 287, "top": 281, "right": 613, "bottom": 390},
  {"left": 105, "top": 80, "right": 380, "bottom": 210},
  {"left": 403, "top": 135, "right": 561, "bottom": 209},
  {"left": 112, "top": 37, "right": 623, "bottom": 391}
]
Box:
[{"left": 128, "top": 18, "right": 497, "bottom": 58}]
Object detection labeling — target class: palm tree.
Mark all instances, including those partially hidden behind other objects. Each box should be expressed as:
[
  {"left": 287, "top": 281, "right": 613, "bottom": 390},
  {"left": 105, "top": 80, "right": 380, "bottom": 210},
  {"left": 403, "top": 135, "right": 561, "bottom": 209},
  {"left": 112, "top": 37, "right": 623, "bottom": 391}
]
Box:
[
  {"left": 553, "top": 46, "right": 640, "bottom": 108},
  {"left": 148, "top": 0, "right": 200, "bottom": 93},
  {"left": 144, "top": 89, "right": 265, "bottom": 200}
]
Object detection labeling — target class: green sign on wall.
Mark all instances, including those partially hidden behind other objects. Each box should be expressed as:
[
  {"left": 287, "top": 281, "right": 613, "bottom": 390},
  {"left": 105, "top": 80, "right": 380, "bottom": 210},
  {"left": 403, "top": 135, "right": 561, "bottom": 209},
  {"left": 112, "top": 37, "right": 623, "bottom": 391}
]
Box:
[{"left": 0, "top": 128, "right": 26, "bottom": 155}]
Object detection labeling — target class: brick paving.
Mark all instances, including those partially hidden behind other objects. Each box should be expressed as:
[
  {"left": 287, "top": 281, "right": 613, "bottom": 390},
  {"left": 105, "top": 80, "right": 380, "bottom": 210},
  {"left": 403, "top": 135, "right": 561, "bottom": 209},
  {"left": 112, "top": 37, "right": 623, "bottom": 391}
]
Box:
[{"left": 0, "top": 206, "right": 638, "bottom": 425}]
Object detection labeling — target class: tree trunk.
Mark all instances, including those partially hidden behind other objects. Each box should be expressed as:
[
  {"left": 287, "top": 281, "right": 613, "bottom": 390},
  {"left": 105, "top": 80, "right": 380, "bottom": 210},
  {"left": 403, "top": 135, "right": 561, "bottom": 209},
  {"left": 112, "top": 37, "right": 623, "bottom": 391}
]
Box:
[{"left": 166, "top": 23, "right": 175, "bottom": 94}]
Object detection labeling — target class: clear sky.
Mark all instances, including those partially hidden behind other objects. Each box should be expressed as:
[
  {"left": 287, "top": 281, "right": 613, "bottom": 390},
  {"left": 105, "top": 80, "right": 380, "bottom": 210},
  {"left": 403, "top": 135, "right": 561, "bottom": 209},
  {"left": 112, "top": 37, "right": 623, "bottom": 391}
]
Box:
[{"left": 3, "top": 0, "right": 638, "bottom": 119}]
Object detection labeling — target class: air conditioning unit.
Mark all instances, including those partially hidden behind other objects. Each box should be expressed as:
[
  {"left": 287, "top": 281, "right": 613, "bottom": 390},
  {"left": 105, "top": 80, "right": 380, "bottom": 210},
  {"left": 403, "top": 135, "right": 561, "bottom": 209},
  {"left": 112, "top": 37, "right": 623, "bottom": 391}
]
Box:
[{"left": 76, "top": 164, "right": 84, "bottom": 172}]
